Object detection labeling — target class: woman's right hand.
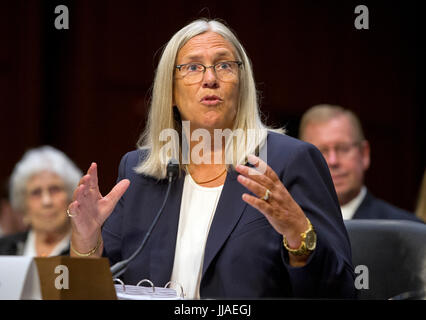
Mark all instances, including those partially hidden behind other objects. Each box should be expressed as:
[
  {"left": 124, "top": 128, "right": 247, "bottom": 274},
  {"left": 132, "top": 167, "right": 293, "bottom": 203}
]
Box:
[{"left": 68, "top": 162, "right": 130, "bottom": 256}]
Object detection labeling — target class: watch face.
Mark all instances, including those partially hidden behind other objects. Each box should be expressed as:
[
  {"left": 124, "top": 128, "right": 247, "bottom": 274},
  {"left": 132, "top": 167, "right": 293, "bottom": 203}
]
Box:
[{"left": 305, "top": 230, "right": 317, "bottom": 251}]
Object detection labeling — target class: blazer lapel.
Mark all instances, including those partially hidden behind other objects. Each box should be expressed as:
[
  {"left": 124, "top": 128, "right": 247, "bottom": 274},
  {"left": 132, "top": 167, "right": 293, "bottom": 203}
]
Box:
[
  {"left": 202, "top": 169, "right": 248, "bottom": 277},
  {"left": 147, "top": 168, "right": 248, "bottom": 284},
  {"left": 352, "top": 190, "right": 372, "bottom": 219},
  {"left": 148, "top": 175, "right": 185, "bottom": 286}
]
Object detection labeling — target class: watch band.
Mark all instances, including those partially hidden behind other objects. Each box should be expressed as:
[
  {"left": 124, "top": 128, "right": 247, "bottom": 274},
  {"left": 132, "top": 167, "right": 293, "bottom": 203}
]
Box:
[{"left": 282, "top": 217, "right": 316, "bottom": 256}]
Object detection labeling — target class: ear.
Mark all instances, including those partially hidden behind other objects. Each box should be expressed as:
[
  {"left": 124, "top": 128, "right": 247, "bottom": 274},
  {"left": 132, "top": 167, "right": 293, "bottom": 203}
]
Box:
[{"left": 360, "top": 140, "right": 370, "bottom": 171}]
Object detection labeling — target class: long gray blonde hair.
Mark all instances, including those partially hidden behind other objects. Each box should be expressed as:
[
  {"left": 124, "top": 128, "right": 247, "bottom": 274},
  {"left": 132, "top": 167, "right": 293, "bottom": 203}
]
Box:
[{"left": 135, "top": 19, "right": 283, "bottom": 179}]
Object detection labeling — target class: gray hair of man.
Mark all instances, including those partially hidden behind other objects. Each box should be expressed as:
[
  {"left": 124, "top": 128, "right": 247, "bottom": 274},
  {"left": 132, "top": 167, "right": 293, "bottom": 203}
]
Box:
[
  {"left": 299, "top": 104, "right": 365, "bottom": 142},
  {"left": 136, "top": 18, "right": 283, "bottom": 179},
  {"left": 9, "top": 146, "right": 82, "bottom": 212}
]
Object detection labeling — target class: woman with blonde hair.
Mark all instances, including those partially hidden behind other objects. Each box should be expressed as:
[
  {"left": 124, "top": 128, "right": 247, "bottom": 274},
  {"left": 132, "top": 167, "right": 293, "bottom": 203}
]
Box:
[{"left": 68, "top": 19, "right": 355, "bottom": 299}]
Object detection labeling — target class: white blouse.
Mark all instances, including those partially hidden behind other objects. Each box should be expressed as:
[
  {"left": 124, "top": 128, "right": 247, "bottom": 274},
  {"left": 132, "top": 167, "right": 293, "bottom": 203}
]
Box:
[
  {"left": 170, "top": 173, "right": 223, "bottom": 299},
  {"left": 22, "top": 230, "right": 71, "bottom": 257}
]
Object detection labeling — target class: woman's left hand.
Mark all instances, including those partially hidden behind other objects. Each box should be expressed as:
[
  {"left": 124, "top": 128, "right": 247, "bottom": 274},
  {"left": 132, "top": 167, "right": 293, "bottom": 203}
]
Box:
[{"left": 236, "top": 155, "right": 310, "bottom": 264}]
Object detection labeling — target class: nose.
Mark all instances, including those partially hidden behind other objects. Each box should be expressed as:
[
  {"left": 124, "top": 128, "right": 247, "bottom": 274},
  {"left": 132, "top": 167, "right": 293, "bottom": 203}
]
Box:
[
  {"left": 41, "top": 189, "right": 53, "bottom": 206},
  {"left": 202, "top": 67, "right": 219, "bottom": 89},
  {"left": 325, "top": 149, "right": 339, "bottom": 168}
]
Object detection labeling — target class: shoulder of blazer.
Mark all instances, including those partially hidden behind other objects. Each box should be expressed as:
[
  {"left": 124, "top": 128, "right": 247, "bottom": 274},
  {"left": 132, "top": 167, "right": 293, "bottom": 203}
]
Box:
[
  {"left": 355, "top": 190, "right": 422, "bottom": 222},
  {"left": 266, "top": 131, "right": 323, "bottom": 160},
  {"left": 119, "top": 149, "right": 169, "bottom": 185},
  {"left": 121, "top": 149, "right": 149, "bottom": 170},
  {"left": 267, "top": 131, "right": 311, "bottom": 149},
  {"left": 0, "top": 231, "right": 29, "bottom": 255}
]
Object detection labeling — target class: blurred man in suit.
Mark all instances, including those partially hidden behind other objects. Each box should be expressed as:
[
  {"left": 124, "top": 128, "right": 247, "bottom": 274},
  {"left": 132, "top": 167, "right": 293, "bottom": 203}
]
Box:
[{"left": 299, "top": 104, "right": 421, "bottom": 222}]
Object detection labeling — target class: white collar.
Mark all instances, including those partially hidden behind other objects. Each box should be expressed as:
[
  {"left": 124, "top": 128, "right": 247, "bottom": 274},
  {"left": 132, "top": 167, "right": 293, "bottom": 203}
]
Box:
[
  {"left": 340, "top": 186, "right": 367, "bottom": 220},
  {"left": 22, "top": 230, "right": 70, "bottom": 257}
]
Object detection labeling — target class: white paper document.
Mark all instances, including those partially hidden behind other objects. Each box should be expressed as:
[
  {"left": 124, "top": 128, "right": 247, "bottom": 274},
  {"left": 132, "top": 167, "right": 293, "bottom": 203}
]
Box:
[
  {"left": 114, "top": 281, "right": 184, "bottom": 300},
  {"left": 0, "top": 256, "right": 42, "bottom": 300}
]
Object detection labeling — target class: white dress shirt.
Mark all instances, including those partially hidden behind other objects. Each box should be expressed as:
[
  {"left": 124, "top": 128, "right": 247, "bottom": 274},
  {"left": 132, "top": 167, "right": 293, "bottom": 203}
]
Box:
[{"left": 341, "top": 186, "right": 367, "bottom": 220}]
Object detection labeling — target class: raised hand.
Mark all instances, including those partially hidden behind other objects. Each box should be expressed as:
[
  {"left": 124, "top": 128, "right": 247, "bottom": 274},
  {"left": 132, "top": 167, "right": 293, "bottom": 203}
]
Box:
[
  {"left": 68, "top": 162, "right": 130, "bottom": 255},
  {"left": 235, "top": 155, "right": 310, "bottom": 266}
]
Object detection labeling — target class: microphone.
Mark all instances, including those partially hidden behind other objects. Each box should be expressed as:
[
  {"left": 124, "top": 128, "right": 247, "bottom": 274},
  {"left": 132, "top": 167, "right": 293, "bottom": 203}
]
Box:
[{"left": 110, "top": 159, "right": 179, "bottom": 278}]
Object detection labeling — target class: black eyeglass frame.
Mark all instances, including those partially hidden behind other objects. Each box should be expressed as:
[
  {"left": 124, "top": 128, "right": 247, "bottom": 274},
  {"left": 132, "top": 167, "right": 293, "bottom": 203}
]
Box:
[{"left": 175, "top": 60, "right": 243, "bottom": 74}]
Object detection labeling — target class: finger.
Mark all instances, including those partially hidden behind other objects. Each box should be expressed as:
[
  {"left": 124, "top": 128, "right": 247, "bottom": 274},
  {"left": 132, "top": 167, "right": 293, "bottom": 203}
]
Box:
[
  {"left": 87, "top": 162, "right": 99, "bottom": 189},
  {"left": 67, "top": 201, "right": 87, "bottom": 223},
  {"left": 241, "top": 193, "right": 274, "bottom": 217},
  {"left": 72, "top": 183, "right": 81, "bottom": 201},
  {"left": 68, "top": 199, "right": 98, "bottom": 234},
  {"left": 77, "top": 174, "right": 86, "bottom": 187},
  {"left": 235, "top": 164, "right": 274, "bottom": 191},
  {"left": 80, "top": 174, "right": 98, "bottom": 195},
  {"left": 75, "top": 184, "right": 88, "bottom": 203},
  {"left": 247, "top": 154, "right": 280, "bottom": 184},
  {"left": 102, "top": 179, "right": 131, "bottom": 208},
  {"left": 238, "top": 161, "right": 293, "bottom": 213},
  {"left": 68, "top": 200, "right": 79, "bottom": 215},
  {"left": 237, "top": 174, "right": 272, "bottom": 201}
]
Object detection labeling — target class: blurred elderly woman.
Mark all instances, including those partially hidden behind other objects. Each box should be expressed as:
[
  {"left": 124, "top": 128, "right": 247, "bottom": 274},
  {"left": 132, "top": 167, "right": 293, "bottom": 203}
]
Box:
[
  {"left": 68, "top": 19, "right": 355, "bottom": 299},
  {"left": 0, "top": 146, "right": 82, "bottom": 257}
]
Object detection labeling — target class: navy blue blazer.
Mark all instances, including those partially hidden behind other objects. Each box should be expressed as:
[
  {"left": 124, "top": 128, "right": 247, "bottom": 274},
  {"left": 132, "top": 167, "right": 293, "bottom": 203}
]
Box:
[
  {"left": 102, "top": 132, "right": 356, "bottom": 299},
  {"left": 353, "top": 190, "right": 423, "bottom": 222}
]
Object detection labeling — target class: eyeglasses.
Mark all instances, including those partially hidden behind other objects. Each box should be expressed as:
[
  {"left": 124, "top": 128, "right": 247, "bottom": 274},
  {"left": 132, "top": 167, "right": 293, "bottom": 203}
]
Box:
[
  {"left": 318, "top": 142, "right": 361, "bottom": 159},
  {"left": 175, "top": 61, "right": 242, "bottom": 85}
]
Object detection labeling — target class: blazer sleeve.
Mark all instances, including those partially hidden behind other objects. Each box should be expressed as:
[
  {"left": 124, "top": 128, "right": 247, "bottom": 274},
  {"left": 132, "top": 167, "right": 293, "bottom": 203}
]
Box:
[{"left": 280, "top": 142, "right": 356, "bottom": 298}]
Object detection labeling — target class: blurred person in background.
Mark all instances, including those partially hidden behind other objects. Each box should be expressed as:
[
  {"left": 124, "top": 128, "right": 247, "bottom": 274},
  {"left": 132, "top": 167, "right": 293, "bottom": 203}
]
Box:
[
  {"left": 415, "top": 169, "right": 426, "bottom": 223},
  {"left": 299, "top": 104, "right": 422, "bottom": 222},
  {"left": 0, "top": 146, "right": 82, "bottom": 256}
]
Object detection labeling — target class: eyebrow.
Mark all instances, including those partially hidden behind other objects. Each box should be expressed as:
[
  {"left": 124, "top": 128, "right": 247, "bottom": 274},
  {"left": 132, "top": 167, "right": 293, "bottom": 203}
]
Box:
[{"left": 181, "top": 50, "right": 235, "bottom": 63}]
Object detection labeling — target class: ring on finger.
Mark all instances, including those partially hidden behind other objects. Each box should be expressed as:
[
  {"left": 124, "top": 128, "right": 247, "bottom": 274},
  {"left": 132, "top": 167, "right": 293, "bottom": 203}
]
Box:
[
  {"left": 67, "top": 208, "right": 77, "bottom": 218},
  {"left": 261, "top": 188, "right": 271, "bottom": 202}
]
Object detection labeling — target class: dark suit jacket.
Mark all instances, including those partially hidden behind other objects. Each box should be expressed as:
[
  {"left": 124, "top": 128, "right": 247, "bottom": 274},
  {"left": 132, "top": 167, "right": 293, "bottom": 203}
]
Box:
[
  {"left": 102, "top": 132, "right": 356, "bottom": 299},
  {"left": 0, "top": 231, "right": 70, "bottom": 256},
  {"left": 353, "top": 190, "right": 423, "bottom": 222}
]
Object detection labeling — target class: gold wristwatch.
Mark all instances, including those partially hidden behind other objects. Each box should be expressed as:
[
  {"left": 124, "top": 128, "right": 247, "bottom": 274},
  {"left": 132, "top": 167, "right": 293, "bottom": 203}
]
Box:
[{"left": 283, "top": 217, "right": 317, "bottom": 256}]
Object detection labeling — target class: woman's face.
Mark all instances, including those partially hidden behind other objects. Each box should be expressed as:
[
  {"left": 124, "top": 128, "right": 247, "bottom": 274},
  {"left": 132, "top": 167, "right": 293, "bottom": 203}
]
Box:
[
  {"left": 173, "top": 31, "right": 240, "bottom": 132},
  {"left": 24, "top": 171, "right": 70, "bottom": 234}
]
